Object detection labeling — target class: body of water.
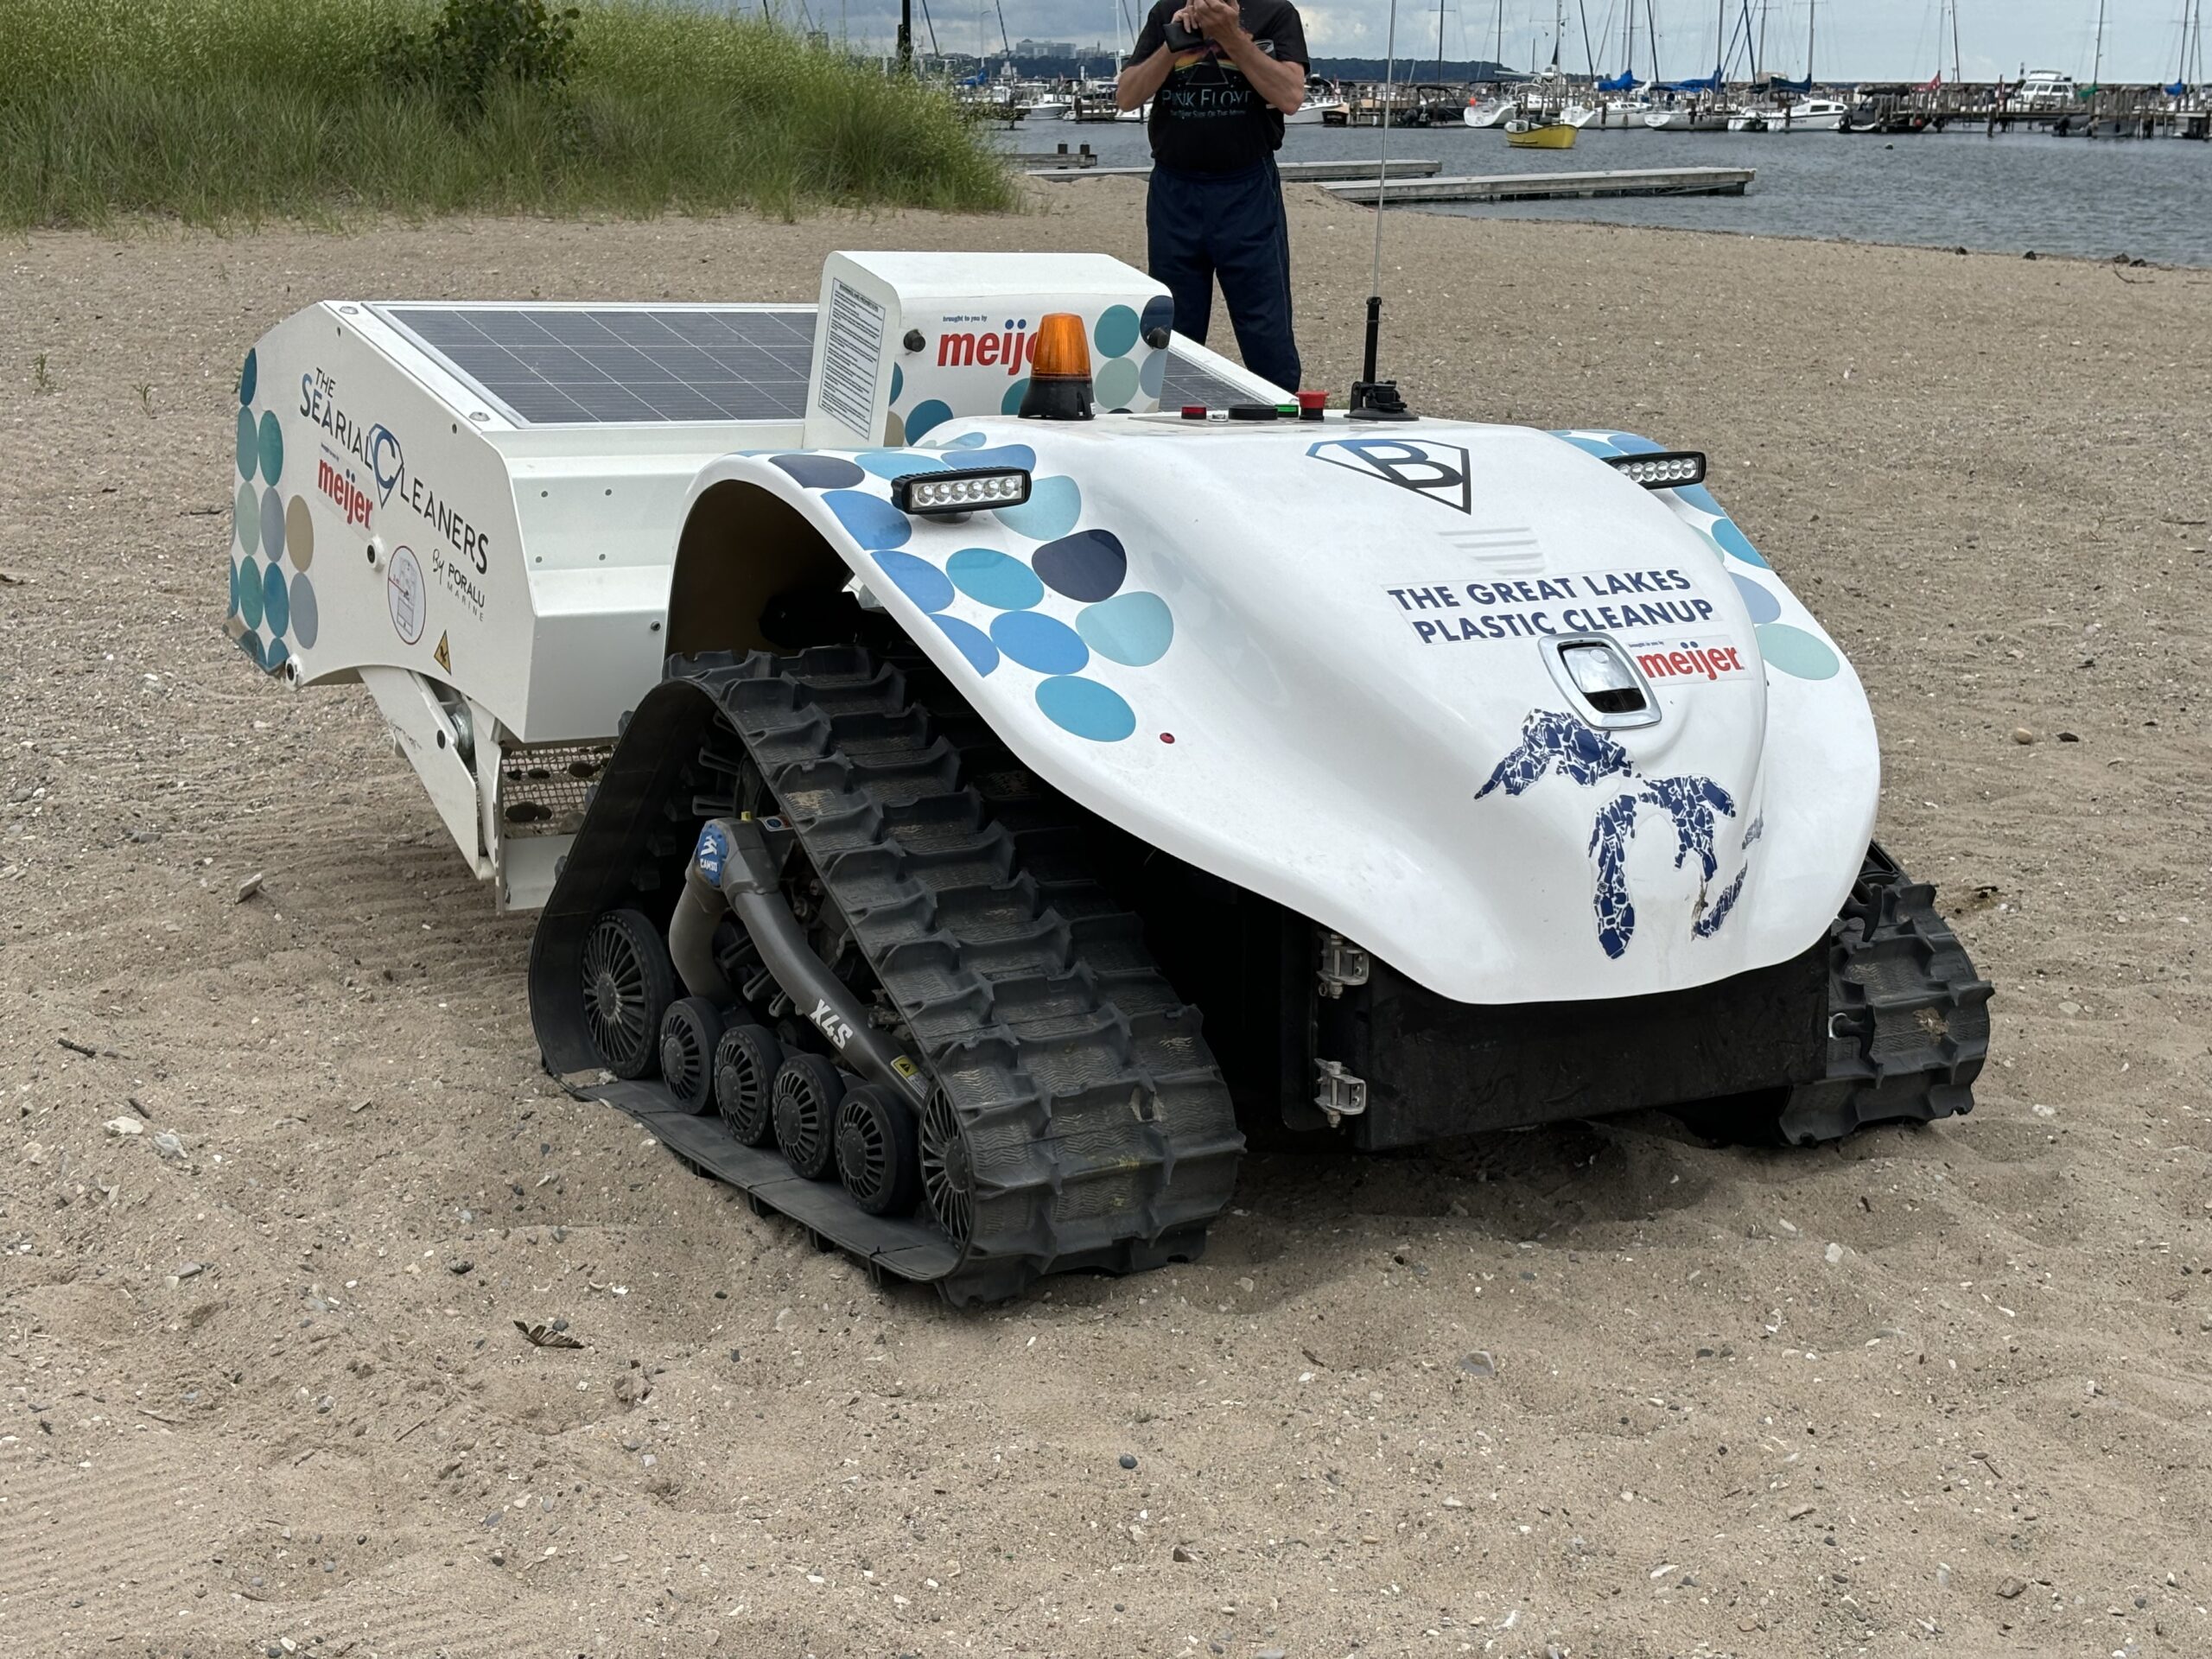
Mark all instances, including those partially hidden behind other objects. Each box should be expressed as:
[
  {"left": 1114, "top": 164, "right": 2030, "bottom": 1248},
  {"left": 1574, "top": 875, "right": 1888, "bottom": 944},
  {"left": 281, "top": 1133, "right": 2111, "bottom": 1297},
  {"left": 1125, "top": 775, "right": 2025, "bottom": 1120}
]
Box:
[{"left": 995, "top": 120, "right": 2212, "bottom": 267}]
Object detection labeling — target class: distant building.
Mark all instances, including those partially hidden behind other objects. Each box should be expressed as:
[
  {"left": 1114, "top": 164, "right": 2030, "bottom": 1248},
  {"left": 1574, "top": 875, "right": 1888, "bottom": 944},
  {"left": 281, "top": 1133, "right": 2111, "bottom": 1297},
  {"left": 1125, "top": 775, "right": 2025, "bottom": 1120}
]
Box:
[{"left": 1014, "top": 38, "right": 1077, "bottom": 57}]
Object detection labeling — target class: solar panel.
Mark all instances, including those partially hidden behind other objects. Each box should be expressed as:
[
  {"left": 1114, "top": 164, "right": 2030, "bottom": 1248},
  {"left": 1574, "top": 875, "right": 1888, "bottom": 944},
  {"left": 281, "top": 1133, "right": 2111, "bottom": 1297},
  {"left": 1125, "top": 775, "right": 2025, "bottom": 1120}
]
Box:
[{"left": 375, "top": 304, "right": 1260, "bottom": 428}]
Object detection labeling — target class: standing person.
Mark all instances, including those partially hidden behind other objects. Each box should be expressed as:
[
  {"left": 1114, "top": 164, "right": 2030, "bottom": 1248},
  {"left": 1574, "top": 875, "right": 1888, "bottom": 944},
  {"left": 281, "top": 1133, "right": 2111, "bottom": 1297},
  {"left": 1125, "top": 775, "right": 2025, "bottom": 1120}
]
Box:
[{"left": 1116, "top": 0, "right": 1308, "bottom": 393}]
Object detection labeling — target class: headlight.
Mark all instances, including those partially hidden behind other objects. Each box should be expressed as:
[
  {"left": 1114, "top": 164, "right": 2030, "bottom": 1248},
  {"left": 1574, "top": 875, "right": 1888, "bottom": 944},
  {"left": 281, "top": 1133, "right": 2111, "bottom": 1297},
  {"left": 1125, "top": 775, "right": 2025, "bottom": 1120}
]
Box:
[{"left": 892, "top": 467, "right": 1033, "bottom": 515}]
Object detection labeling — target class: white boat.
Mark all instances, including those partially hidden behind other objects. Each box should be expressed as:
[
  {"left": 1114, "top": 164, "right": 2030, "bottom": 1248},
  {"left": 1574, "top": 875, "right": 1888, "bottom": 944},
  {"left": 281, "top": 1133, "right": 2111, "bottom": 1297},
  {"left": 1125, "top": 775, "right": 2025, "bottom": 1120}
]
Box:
[
  {"left": 1645, "top": 104, "right": 1732, "bottom": 130},
  {"left": 2012, "top": 69, "right": 2080, "bottom": 110},
  {"left": 1570, "top": 99, "right": 1653, "bottom": 129},
  {"left": 1780, "top": 97, "right": 1848, "bottom": 130},
  {"left": 1026, "top": 99, "right": 1071, "bottom": 122},
  {"left": 1732, "top": 97, "right": 1847, "bottom": 131},
  {"left": 1463, "top": 97, "right": 1511, "bottom": 128},
  {"left": 1287, "top": 76, "right": 1345, "bottom": 124}
]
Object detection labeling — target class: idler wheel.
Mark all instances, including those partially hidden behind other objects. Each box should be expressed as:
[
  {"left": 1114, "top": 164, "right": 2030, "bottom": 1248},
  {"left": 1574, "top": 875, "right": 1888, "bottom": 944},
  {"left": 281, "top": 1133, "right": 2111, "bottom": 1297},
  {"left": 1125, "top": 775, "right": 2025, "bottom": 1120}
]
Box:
[
  {"left": 713, "top": 1024, "right": 784, "bottom": 1147},
  {"left": 918, "top": 1087, "right": 975, "bottom": 1246},
  {"left": 835, "top": 1084, "right": 922, "bottom": 1217},
  {"left": 772, "top": 1053, "right": 846, "bottom": 1180},
  {"left": 657, "top": 996, "right": 723, "bottom": 1114},
  {"left": 579, "top": 908, "right": 675, "bottom": 1080}
]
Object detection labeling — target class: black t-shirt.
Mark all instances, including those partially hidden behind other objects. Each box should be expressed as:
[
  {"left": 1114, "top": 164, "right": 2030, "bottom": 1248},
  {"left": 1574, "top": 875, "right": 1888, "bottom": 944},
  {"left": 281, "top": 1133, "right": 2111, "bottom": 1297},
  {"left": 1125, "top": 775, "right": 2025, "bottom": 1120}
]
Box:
[{"left": 1128, "top": 0, "right": 1310, "bottom": 174}]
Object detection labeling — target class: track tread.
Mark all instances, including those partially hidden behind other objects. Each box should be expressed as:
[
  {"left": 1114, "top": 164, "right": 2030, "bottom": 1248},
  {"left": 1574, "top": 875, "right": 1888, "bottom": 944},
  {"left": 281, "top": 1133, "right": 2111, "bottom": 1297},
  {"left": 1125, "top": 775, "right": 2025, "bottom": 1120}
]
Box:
[
  {"left": 1777, "top": 844, "right": 1994, "bottom": 1145},
  {"left": 674, "top": 646, "right": 1243, "bottom": 1304}
]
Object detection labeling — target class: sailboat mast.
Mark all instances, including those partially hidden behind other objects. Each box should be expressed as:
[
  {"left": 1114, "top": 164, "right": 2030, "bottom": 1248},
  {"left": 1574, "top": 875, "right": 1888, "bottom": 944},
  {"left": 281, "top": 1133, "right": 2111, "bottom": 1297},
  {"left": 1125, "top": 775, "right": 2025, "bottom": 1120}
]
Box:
[
  {"left": 1715, "top": 0, "right": 1725, "bottom": 83},
  {"left": 1949, "top": 0, "right": 1962, "bottom": 88},
  {"left": 1625, "top": 0, "right": 1635, "bottom": 78},
  {"left": 2092, "top": 0, "right": 2104, "bottom": 91},
  {"left": 1808, "top": 0, "right": 1815, "bottom": 84},
  {"left": 1437, "top": 0, "right": 1446, "bottom": 82}
]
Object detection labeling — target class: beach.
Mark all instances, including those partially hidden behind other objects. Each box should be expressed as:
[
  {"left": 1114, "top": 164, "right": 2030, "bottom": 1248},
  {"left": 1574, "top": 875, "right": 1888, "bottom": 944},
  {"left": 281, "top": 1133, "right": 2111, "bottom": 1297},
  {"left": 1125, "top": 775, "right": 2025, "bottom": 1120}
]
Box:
[{"left": 3, "top": 184, "right": 2209, "bottom": 1656}]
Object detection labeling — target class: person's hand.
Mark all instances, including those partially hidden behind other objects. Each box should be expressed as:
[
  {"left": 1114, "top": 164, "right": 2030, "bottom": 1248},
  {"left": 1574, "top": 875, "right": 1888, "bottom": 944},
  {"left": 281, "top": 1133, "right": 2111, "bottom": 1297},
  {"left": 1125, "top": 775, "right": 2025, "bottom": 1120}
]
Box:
[{"left": 1179, "top": 0, "right": 1242, "bottom": 42}]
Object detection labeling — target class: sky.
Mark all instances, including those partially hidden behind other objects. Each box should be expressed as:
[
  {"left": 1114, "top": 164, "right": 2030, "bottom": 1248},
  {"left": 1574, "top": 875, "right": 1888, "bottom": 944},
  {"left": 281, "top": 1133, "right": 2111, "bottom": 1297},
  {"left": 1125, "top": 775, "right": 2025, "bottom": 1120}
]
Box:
[{"left": 762, "top": 1, "right": 2204, "bottom": 84}]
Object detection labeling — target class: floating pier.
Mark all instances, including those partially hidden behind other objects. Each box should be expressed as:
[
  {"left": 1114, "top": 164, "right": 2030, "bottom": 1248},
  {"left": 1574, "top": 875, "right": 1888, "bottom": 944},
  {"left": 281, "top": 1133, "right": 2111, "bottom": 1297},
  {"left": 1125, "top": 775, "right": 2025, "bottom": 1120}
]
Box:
[
  {"left": 1002, "top": 143, "right": 1098, "bottom": 168},
  {"left": 1323, "top": 165, "right": 1755, "bottom": 205},
  {"left": 1027, "top": 157, "right": 1445, "bottom": 183}
]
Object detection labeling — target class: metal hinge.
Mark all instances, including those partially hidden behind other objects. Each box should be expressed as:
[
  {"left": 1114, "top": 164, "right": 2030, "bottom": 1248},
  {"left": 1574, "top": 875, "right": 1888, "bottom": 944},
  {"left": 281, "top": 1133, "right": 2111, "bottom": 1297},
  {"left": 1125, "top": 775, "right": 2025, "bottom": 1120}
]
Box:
[
  {"left": 1313, "top": 1059, "right": 1369, "bottom": 1128},
  {"left": 1317, "top": 932, "right": 1371, "bottom": 999}
]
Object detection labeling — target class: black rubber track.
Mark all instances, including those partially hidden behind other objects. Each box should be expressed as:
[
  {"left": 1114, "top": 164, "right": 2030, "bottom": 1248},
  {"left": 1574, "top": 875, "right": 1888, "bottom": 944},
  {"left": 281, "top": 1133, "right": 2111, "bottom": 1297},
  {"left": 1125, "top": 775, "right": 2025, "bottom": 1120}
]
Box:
[
  {"left": 528, "top": 645, "right": 1244, "bottom": 1306},
  {"left": 1777, "top": 843, "right": 1994, "bottom": 1145}
]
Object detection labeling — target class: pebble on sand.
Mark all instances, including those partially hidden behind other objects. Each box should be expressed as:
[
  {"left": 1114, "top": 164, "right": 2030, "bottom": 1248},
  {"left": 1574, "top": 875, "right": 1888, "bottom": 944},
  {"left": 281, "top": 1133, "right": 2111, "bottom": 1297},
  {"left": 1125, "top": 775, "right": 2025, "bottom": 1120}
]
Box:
[
  {"left": 1118, "top": 1453, "right": 1137, "bottom": 1470},
  {"left": 1996, "top": 1575, "right": 2027, "bottom": 1599},
  {"left": 1457, "top": 1351, "right": 1497, "bottom": 1378}
]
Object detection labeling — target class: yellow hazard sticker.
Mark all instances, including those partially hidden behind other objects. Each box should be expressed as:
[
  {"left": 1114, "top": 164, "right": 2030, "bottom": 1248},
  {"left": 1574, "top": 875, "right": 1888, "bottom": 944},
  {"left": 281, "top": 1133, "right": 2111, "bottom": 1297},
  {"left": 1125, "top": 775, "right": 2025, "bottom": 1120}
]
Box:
[
  {"left": 432, "top": 631, "right": 451, "bottom": 673},
  {"left": 892, "top": 1057, "right": 920, "bottom": 1080}
]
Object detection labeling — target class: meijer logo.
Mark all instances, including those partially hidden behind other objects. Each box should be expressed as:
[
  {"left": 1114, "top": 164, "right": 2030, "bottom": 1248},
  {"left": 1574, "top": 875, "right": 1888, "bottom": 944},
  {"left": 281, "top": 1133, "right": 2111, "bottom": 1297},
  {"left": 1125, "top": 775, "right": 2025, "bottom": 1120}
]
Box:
[{"left": 938, "top": 319, "right": 1042, "bottom": 378}]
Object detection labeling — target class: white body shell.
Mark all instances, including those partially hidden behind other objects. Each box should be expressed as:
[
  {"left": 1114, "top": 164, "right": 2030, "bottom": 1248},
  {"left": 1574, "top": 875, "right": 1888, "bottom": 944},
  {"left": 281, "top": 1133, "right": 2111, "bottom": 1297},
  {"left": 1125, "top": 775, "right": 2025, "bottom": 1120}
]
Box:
[{"left": 687, "top": 416, "right": 1877, "bottom": 1006}]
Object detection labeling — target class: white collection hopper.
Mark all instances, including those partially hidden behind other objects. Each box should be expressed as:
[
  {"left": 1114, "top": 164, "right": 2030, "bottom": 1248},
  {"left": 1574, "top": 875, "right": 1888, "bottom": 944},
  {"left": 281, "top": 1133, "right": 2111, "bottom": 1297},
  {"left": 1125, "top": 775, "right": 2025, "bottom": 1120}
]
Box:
[{"left": 224, "top": 252, "right": 1278, "bottom": 907}]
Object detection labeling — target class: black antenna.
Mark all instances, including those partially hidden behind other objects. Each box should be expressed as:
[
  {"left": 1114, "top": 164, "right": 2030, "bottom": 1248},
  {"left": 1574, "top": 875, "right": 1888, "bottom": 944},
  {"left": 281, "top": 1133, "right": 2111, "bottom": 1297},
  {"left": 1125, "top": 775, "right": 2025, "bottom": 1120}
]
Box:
[{"left": 1351, "top": 0, "right": 1415, "bottom": 420}]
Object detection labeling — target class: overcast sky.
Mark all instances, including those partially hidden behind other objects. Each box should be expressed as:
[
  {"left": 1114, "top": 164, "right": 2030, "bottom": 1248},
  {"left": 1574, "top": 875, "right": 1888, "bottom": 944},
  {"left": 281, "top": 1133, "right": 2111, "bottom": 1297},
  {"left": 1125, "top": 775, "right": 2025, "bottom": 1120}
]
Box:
[{"left": 778, "top": 1, "right": 2202, "bottom": 83}]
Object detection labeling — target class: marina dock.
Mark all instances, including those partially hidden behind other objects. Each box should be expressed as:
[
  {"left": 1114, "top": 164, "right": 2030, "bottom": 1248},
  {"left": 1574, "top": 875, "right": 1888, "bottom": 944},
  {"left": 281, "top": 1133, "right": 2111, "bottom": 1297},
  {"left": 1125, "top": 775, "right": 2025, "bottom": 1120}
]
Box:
[
  {"left": 1027, "top": 157, "right": 1446, "bottom": 183},
  {"left": 1322, "top": 166, "right": 1755, "bottom": 206}
]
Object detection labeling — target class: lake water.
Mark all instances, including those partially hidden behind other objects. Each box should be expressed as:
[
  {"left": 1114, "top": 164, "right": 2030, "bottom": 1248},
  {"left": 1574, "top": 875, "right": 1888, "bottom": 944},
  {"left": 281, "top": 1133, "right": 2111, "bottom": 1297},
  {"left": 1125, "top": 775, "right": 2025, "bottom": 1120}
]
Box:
[{"left": 993, "top": 120, "right": 2212, "bottom": 268}]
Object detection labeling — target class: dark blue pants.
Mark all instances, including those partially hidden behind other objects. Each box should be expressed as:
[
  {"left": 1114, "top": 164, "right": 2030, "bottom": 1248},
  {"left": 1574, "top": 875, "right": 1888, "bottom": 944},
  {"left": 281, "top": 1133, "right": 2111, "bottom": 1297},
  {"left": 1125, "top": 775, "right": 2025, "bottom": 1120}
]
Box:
[{"left": 1146, "top": 157, "right": 1301, "bottom": 395}]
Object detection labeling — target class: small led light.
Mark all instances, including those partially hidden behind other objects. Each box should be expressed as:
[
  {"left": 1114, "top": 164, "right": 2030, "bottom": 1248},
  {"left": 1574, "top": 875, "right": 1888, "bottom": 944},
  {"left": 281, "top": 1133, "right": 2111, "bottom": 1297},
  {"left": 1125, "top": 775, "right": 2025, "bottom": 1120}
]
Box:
[
  {"left": 890, "top": 466, "right": 1034, "bottom": 517},
  {"left": 1604, "top": 450, "right": 1707, "bottom": 492}
]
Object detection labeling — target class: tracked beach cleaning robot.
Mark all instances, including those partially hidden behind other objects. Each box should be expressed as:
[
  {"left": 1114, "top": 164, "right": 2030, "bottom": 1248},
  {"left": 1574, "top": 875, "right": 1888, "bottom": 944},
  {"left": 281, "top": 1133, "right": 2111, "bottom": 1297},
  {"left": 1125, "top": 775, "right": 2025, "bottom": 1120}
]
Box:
[{"left": 223, "top": 248, "right": 1990, "bottom": 1305}]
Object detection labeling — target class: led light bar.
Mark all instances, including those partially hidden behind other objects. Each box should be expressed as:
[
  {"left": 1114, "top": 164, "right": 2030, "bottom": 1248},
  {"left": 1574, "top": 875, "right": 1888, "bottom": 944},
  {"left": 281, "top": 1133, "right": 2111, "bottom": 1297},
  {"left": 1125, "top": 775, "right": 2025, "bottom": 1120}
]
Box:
[
  {"left": 891, "top": 467, "right": 1033, "bottom": 516},
  {"left": 1605, "top": 451, "right": 1707, "bottom": 490}
]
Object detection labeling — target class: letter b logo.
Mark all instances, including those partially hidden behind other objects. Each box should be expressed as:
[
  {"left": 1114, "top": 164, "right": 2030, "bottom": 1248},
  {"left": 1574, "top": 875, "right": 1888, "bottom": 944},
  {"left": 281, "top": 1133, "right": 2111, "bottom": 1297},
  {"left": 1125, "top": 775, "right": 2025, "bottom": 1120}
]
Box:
[{"left": 1307, "top": 437, "right": 1472, "bottom": 512}]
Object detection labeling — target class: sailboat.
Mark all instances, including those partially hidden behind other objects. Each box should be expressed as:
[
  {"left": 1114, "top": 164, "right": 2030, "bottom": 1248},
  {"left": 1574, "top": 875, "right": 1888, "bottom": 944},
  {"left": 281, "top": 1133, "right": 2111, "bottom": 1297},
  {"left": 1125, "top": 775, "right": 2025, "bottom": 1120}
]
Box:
[
  {"left": 1507, "top": 0, "right": 1580, "bottom": 147},
  {"left": 1646, "top": 0, "right": 1733, "bottom": 128},
  {"left": 1726, "top": 1, "right": 1843, "bottom": 130},
  {"left": 1575, "top": 0, "right": 1653, "bottom": 127}
]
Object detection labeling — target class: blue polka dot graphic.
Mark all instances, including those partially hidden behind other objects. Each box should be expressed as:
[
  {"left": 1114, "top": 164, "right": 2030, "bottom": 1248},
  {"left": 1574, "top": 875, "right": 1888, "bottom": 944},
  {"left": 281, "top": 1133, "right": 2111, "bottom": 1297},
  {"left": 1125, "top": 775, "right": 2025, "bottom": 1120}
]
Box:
[
  {"left": 238, "top": 349, "right": 257, "bottom": 406},
  {"left": 1707, "top": 518, "right": 1769, "bottom": 569},
  {"left": 257, "top": 410, "right": 283, "bottom": 485},
  {"left": 931, "top": 613, "right": 1000, "bottom": 676},
  {"left": 289, "top": 571, "right": 319, "bottom": 649},
  {"left": 1731, "top": 572, "right": 1782, "bottom": 625},
  {"left": 906, "top": 398, "right": 953, "bottom": 439},
  {"left": 262, "top": 562, "right": 290, "bottom": 637},
  {"left": 960, "top": 443, "right": 1035, "bottom": 473},
  {"left": 1077, "top": 592, "right": 1173, "bottom": 666},
  {"left": 990, "top": 611, "right": 1089, "bottom": 676},
  {"left": 947, "top": 547, "right": 1045, "bottom": 611},
  {"left": 1036, "top": 676, "right": 1136, "bottom": 743},
  {"left": 995, "top": 476, "right": 1082, "bottom": 542},
  {"left": 1093, "top": 305, "right": 1141, "bottom": 359},
  {"left": 824, "top": 489, "right": 912, "bottom": 550},
  {"left": 772, "top": 453, "right": 865, "bottom": 489},
  {"left": 1757, "top": 622, "right": 1840, "bottom": 680},
  {"left": 259, "top": 486, "right": 286, "bottom": 564},
  {"left": 1033, "top": 529, "right": 1127, "bottom": 602},
  {"left": 855, "top": 448, "right": 944, "bottom": 480},
  {"left": 872, "top": 550, "right": 954, "bottom": 613}
]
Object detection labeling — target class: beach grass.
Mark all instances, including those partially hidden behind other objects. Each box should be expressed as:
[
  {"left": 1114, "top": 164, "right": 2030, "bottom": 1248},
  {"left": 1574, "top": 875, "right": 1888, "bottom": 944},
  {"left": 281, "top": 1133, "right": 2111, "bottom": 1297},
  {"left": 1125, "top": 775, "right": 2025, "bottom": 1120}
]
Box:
[{"left": 0, "top": 0, "right": 1017, "bottom": 229}]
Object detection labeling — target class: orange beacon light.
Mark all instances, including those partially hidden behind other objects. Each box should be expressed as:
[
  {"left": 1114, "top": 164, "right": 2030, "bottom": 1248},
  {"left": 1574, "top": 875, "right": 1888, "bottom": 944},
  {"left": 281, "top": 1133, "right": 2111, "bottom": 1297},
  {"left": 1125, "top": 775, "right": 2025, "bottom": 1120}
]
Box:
[{"left": 1018, "top": 313, "right": 1095, "bottom": 421}]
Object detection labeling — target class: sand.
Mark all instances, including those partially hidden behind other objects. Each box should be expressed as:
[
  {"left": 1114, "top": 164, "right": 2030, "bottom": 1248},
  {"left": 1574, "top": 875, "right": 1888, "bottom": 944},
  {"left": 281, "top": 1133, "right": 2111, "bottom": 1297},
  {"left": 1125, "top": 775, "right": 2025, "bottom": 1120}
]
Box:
[{"left": 2, "top": 181, "right": 2209, "bottom": 1659}]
